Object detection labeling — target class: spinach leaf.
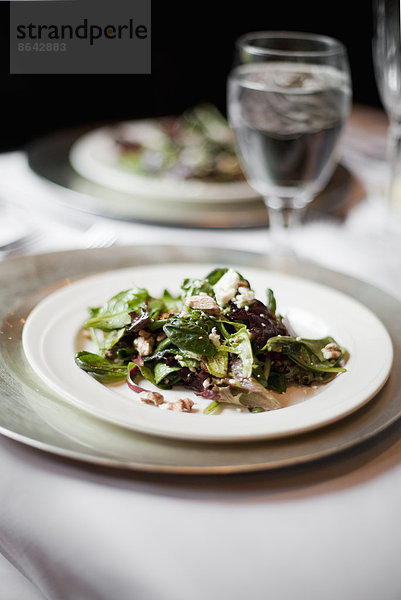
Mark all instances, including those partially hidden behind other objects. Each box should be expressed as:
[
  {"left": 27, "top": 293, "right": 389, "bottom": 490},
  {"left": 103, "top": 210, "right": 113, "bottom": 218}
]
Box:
[
  {"left": 251, "top": 363, "right": 268, "bottom": 387},
  {"left": 148, "top": 318, "right": 168, "bottom": 331},
  {"left": 176, "top": 355, "right": 199, "bottom": 369},
  {"left": 265, "top": 336, "right": 346, "bottom": 374},
  {"left": 266, "top": 288, "right": 277, "bottom": 314},
  {"left": 251, "top": 360, "right": 287, "bottom": 393},
  {"left": 153, "top": 362, "right": 180, "bottom": 385},
  {"left": 85, "top": 288, "right": 149, "bottom": 331},
  {"left": 101, "top": 328, "right": 126, "bottom": 352},
  {"left": 163, "top": 316, "right": 217, "bottom": 357},
  {"left": 74, "top": 351, "right": 127, "bottom": 383},
  {"left": 154, "top": 336, "right": 172, "bottom": 353},
  {"left": 267, "top": 372, "right": 287, "bottom": 394},
  {"left": 137, "top": 361, "right": 181, "bottom": 389},
  {"left": 206, "top": 351, "right": 228, "bottom": 378}
]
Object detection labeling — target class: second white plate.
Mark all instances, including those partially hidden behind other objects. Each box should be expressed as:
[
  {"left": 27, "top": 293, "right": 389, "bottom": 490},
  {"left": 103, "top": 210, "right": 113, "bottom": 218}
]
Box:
[
  {"left": 22, "top": 263, "right": 393, "bottom": 442},
  {"left": 69, "top": 123, "right": 260, "bottom": 203}
]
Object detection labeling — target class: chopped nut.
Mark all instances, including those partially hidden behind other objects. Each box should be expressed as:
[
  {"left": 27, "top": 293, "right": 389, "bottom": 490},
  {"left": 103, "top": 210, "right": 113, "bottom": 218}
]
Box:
[
  {"left": 134, "top": 335, "right": 153, "bottom": 357},
  {"left": 186, "top": 294, "right": 220, "bottom": 313},
  {"left": 156, "top": 332, "right": 167, "bottom": 342},
  {"left": 160, "top": 311, "right": 177, "bottom": 319},
  {"left": 322, "top": 342, "right": 342, "bottom": 360},
  {"left": 138, "top": 391, "right": 165, "bottom": 406},
  {"left": 167, "top": 398, "right": 194, "bottom": 412},
  {"left": 202, "top": 378, "right": 211, "bottom": 389},
  {"left": 138, "top": 329, "right": 152, "bottom": 339},
  {"left": 81, "top": 328, "right": 92, "bottom": 339}
]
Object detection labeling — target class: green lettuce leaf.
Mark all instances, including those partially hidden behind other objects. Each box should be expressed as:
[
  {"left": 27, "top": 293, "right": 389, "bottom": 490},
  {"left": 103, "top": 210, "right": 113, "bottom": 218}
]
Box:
[
  {"left": 265, "top": 336, "right": 346, "bottom": 374},
  {"left": 85, "top": 288, "right": 149, "bottom": 331},
  {"left": 74, "top": 351, "right": 127, "bottom": 383},
  {"left": 163, "top": 316, "right": 217, "bottom": 358}
]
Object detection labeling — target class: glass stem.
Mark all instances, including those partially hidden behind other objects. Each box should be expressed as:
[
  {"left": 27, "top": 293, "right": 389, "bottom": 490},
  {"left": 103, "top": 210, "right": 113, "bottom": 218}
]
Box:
[
  {"left": 387, "top": 120, "right": 401, "bottom": 209},
  {"left": 264, "top": 197, "right": 307, "bottom": 257},
  {"left": 267, "top": 203, "right": 305, "bottom": 229}
]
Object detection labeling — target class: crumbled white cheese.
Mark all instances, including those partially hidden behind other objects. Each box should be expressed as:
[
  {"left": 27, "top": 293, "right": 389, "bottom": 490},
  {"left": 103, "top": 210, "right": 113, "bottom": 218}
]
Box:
[
  {"left": 213, "top": 269, "right": 240, "bottom": 306},
  {"left": 234, "top": 287, "right": 255, "bottom": 308},
  {"left": 208, "top": 327, "right": 221, "bottom": 347},
  {"left": 134, "top": 335, "right": 153, "bottom": 357},
  {"left": 321, "top": 342, "right": 342, "bottom": 360}
]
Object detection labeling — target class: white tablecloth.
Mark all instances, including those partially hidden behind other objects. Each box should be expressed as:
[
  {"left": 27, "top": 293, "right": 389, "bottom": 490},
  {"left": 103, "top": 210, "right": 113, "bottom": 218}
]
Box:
[{"left": 1, "top": 126, "right": 401, "bottom": 600}]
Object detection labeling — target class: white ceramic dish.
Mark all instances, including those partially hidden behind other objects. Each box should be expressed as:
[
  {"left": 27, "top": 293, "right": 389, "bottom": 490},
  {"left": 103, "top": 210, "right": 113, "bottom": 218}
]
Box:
[
  {"left": 22, "top": 263, "right": 393, "bottom": 442},
  {"left": 69, "top": 123, "right": 260, "bottom": 202}
]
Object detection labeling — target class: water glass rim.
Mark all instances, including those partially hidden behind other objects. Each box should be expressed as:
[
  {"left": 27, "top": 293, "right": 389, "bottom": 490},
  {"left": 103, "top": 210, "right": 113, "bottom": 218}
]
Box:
[{"left": 236, "top": 31, "right": 347, "bottom": 58}]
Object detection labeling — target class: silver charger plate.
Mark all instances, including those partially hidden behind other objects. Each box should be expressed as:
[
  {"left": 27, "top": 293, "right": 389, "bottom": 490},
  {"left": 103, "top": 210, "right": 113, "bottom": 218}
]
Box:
[{"left": 1, "top": 245, "right": 400, "bottom": 474}]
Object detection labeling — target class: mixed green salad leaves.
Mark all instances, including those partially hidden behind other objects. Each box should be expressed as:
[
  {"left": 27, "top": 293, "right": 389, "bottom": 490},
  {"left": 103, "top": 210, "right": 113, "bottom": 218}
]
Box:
[
  {"left": 74, "top": 268, "right": 347, "bottom": 414},
  {"left": 115, "top": 104, "right": 244, "bottom": 182}
]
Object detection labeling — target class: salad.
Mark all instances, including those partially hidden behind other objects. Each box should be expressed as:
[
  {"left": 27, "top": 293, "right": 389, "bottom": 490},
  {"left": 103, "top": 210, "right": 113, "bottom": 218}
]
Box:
[
  {"left": 74, "top": 268, "right": 347, "bottom": 414},
  {"left": 114, "top": 104, "right": 244, "bottom": 183}
]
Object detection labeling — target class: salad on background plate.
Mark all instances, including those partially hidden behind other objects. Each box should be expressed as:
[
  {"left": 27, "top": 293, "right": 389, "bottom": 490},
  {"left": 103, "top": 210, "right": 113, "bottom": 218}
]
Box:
[
  {"left": 114, "top": 104, "right": 245, "bottom": 183},
  {"left": 69, "top": 105, "right": 261, "bottom": 202}
]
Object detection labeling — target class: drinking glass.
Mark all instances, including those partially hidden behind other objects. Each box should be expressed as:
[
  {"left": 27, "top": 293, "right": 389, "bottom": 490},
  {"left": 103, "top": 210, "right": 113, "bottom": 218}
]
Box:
[
  {"left": 228, "top": 31, "right": 352, "bottom": 247},
  {"left": 373, "top": 0, "right": 401, "bottom": 207}
]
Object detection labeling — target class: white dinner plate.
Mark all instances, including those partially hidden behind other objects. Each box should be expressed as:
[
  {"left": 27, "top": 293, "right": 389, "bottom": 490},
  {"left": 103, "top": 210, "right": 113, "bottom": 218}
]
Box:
[
  {"left": 69, "top": 123, "right": 260, "bottom": 203},
  {"left": 22, "top": 263, "right": 393, "bottom": 442}
]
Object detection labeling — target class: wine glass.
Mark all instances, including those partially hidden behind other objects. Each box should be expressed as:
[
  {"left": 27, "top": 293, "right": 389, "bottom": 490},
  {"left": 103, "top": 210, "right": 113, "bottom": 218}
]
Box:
[
  {"left": 372, "top": 0, "right": 401, "bottom": 208},
  {"left": 227, "top": 31, "right": 352, "bottom": 249}
]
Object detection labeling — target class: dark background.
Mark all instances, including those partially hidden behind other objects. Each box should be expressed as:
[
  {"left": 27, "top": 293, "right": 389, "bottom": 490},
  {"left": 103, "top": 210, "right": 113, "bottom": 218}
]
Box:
[{"left": 0, "top": 1, "right": 381, "bottom": 152}]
